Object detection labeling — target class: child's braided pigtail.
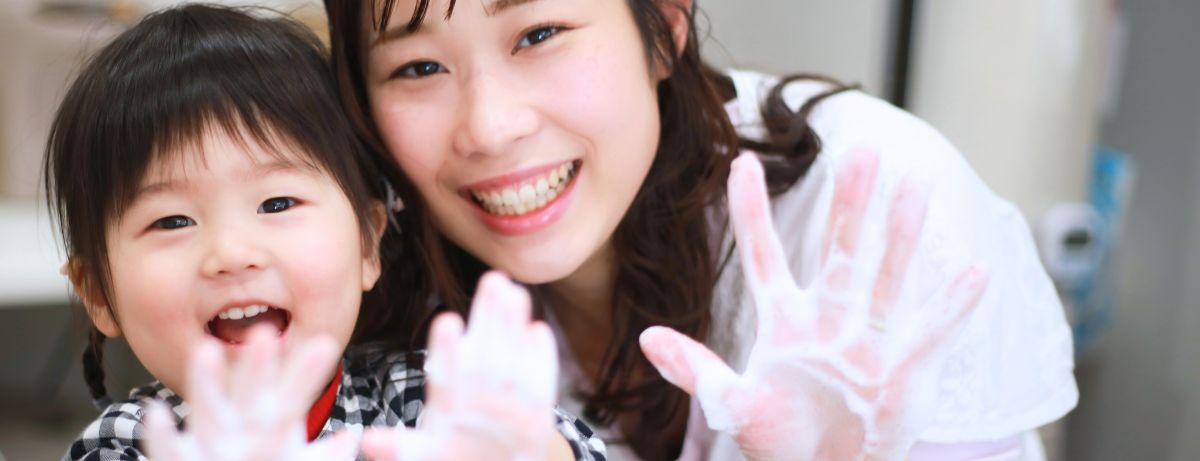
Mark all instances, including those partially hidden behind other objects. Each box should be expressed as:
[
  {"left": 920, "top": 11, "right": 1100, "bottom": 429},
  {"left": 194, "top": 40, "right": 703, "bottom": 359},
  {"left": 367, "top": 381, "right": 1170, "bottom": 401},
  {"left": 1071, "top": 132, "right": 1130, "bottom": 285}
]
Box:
[{"left": 82, "top": 327, "right": 112, "bottom": 410}]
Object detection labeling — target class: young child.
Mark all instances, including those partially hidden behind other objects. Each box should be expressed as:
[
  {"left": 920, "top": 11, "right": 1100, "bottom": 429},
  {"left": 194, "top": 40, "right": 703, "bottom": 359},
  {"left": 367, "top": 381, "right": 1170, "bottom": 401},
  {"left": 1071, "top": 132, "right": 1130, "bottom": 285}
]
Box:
[{"left": 44, "top": 4, "right": 604, "bottom": 460}]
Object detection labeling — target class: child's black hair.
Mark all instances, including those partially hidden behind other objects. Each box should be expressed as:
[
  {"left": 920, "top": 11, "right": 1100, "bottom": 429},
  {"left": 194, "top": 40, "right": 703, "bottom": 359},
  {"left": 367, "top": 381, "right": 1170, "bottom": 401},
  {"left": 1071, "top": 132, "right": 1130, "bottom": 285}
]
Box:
[{"left": 43, "top": 3, "right": 381, "bottom": 407}]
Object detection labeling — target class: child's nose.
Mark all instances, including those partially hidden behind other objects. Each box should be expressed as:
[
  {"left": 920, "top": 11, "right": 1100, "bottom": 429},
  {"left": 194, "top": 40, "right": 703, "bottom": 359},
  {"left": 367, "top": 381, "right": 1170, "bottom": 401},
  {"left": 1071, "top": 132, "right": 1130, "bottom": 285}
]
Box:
[{"left": 199, "top": 230, "right": 267, "bottom": 278}]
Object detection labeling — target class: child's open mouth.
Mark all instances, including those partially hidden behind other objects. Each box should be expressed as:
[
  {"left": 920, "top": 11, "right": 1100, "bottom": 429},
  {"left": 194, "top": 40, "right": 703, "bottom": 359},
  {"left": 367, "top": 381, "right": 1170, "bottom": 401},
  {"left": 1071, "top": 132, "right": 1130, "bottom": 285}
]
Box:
[{"left": 206, "top": 304, "right": 291, "bottom": 344}]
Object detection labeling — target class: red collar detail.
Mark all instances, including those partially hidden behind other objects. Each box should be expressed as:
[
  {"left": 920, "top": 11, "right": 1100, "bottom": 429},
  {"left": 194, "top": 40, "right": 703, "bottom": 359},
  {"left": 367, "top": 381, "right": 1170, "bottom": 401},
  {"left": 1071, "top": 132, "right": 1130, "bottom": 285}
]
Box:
[{"left": 306, "top": 363, "right": 342, "bottom": 442}]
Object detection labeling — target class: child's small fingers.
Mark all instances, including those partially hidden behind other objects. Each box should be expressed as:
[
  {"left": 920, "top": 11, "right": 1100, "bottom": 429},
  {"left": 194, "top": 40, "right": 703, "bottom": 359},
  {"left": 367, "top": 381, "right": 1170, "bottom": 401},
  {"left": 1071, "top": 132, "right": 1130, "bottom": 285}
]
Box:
[
  {"left": 279, "top": 335, "right": 341, "bottom": 421},
  {"left": 185, "top": 338, "right": 236, "bottom": 440},
  {"left": 143, "top": 401, "right": 198, "bottom": 461},
  {"left": 361, "top": 426, "right": 423, "bottom": 461},
  {"left": 303, "top": 429, "right": 360, "bottom": 461},
  {"left": 231, "top": 325, "right": 281, "bottom": 407}
]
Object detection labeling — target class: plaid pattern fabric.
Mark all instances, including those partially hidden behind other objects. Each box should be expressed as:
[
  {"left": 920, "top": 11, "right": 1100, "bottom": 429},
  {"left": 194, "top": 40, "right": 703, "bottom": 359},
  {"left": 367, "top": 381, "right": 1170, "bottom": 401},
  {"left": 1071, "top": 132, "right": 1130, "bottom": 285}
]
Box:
[{"left": 64, "top": 346, "right": 606, "bottom": 461}]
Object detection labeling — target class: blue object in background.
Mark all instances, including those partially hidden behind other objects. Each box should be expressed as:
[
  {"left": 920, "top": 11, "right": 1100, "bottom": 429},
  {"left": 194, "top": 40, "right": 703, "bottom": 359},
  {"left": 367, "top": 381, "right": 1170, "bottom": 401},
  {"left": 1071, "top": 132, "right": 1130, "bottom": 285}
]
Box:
[{"left": 1068, "top": 146, "right": 1136, "bottom": 353}]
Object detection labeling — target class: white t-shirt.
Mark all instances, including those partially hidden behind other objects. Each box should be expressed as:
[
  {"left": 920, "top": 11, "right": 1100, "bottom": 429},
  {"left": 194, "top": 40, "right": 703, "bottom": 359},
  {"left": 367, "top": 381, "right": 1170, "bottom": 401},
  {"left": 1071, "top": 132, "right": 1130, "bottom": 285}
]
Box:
[{"left": 553, "top": 69, "right": 1078, "bottom": 460}]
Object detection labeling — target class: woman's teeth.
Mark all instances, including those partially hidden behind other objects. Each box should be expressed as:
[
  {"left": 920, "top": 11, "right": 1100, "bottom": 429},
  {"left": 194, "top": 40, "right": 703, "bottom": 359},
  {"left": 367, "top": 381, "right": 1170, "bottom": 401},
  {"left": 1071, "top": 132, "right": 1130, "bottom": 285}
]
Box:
[
  {"left": 216, "top": 304, "right": 271, "bottom": 320},
  {"left": 470, "top": 162, "right": 576, "bottom": 216}
]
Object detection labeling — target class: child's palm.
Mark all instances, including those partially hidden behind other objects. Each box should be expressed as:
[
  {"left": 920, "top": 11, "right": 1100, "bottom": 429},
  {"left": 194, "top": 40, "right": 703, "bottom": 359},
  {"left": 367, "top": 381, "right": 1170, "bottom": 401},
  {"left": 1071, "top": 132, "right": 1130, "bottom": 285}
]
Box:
[
  {"left": 143, "top": 329, "right": 355, "bottom": 461},
  {"left": 641, "top": 150, "right": 987, "bottom": 461}
]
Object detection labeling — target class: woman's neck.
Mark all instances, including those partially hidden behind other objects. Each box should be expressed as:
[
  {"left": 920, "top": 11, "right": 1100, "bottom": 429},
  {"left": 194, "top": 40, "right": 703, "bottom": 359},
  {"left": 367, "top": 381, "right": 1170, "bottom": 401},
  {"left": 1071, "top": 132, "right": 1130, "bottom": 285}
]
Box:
[{"left": 545, "top": 243, "right": 617, "bottom": 377}]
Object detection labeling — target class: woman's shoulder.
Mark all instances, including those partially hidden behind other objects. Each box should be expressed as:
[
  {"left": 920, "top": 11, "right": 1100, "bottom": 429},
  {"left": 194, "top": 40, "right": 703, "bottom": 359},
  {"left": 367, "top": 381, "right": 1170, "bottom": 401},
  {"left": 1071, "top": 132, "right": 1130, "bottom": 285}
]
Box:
[{"left": 728, "top": 68, "right": 968, "bottom": 182}]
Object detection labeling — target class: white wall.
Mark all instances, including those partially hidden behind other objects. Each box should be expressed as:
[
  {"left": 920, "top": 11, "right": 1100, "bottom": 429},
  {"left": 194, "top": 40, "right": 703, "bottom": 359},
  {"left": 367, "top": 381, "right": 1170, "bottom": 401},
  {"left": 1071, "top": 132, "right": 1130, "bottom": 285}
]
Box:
[
  {"left": 0, "top": 0, "right": 122, "bottom": 198},
  {"left": 698, "top": 0, "right": 894, "bottom": 97},
  {"left": 907, "top": 0, "right": 1111, "bottom": 220}
]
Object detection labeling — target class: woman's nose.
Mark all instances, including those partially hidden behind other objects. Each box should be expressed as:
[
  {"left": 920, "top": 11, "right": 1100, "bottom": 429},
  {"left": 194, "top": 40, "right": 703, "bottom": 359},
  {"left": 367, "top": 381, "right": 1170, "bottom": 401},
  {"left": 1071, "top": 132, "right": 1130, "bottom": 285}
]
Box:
[{"left": 452, "top": 69, "right": 539, "bottom": 157}]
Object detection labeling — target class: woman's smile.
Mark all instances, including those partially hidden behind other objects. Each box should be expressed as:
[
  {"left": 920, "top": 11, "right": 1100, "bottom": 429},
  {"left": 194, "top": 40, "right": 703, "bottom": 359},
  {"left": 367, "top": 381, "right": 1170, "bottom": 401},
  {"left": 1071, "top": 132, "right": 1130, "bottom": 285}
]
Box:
[{"left": 462, "top": 160, "right": 582, "bottom": 235}]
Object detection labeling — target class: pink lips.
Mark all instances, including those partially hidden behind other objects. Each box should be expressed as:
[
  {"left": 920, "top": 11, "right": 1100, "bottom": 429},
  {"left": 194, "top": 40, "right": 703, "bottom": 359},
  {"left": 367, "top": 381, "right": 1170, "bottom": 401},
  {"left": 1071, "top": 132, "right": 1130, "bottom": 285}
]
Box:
[{"left": 462, "top": 161, "right": 580, "bottom": 236}]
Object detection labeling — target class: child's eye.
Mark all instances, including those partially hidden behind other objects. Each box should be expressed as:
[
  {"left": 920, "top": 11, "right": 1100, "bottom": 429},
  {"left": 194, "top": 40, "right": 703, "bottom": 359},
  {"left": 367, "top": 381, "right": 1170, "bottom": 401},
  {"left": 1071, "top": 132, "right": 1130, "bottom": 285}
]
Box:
[
  {"left": 391, "top": 61, "right": 447, "bottom": 79},
  {"left": 258, "top": 197, "right": 297, "bottom": 214},
  {"left": 514, "top": 25, "right": 565, "bottom": 53},
  {"left": 152, "top": 215, "right": 195, "bottom": 230}
]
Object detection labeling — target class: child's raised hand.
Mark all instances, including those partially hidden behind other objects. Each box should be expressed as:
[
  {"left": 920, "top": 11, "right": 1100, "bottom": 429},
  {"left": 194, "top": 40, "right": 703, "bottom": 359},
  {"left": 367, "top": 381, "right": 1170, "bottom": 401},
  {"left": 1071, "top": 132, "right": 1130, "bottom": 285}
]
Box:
[
  {"left": 143, "top": 327, "right": 357, "bottom": 461},
  {"left": 639, "top": 150, "right": 989, "bottom": 460},
  {"left": 360, "top": 272, "right": 561, "bottom": 461}
]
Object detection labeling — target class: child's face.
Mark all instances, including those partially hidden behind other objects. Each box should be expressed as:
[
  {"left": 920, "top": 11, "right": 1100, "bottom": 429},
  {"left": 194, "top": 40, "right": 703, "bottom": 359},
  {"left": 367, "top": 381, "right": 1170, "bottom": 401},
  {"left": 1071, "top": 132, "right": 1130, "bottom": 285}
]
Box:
[
  {"left": 91, "top": 129, "right": 380, "bottom": 400},
  {"left": 363, "top": 0, "right": 667, "bottom": 285}
]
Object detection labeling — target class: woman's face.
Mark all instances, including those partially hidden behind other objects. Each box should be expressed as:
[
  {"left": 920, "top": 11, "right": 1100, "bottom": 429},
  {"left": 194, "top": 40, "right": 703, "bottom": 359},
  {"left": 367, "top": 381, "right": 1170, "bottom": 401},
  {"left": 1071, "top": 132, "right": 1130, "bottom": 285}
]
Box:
[{"left": 364, "top": 0, "right": 663, "bottom": 284}]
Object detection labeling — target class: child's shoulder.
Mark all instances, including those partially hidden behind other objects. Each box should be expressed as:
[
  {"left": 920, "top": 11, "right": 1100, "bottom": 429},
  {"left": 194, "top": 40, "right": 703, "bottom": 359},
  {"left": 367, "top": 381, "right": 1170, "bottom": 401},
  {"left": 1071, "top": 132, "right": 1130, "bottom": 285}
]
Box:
[
  {"left": 338, "top": 345, "right": 428, "bottom": 429},
  {"left": 63, "top": 383, "right": 178, "bottom": 461}
]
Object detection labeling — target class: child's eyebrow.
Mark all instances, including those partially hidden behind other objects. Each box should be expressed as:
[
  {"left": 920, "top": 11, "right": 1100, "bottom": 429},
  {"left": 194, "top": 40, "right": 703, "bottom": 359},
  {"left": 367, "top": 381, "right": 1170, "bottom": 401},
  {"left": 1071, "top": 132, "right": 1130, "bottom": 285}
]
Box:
[
  {"left": 134, "top": 160, "right": 309, "bottom": 198},
  {"left": 372, "top": 0, "right": 545, "bottom": 47},
  {"left": 485, "top": 0, "right": 543, "bottom": 16}
]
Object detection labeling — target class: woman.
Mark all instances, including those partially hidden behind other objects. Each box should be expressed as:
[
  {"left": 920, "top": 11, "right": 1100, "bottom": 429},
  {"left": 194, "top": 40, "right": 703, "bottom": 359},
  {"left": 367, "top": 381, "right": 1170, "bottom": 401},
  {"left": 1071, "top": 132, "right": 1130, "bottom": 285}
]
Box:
[{"left": 327, "top": 0, "right": 1078, "bottom": 459}]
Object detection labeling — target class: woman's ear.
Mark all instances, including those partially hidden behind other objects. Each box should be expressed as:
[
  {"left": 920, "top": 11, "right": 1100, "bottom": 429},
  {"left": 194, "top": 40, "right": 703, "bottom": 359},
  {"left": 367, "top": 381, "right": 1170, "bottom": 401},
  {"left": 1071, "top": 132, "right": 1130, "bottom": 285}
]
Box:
[
  {"left": 64, "top": 259, "right": 121, "bottom": 338},
  {"left": 361, "top": 200, "right": 389, "bottom": 291},
  {"left": 654, "top": 0, "right": 694, "bottom": 80}
]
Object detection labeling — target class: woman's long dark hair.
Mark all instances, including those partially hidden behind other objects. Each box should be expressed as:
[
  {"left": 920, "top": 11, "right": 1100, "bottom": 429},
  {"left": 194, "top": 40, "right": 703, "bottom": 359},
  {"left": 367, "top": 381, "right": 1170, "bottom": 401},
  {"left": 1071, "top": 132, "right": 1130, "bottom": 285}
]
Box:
[{"left": 325, "top": 1, "right": 853, "bottom": 457}]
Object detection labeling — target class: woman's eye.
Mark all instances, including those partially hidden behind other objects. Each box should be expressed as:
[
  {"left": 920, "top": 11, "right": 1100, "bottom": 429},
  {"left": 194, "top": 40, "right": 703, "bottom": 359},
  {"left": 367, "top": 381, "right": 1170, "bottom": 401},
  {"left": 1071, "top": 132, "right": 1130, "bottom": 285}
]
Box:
[
  {"left": 152, "top": 215, "right": 195, "bottom": 230},
  {"left": 515, "top": 25, "right": 563, "bottom": 51},
  {"left": 258, "top": 197, "right": 297, "bottom": 214},
  {"left": 392, "top": 61, "right": 446, "bottom": 79}
]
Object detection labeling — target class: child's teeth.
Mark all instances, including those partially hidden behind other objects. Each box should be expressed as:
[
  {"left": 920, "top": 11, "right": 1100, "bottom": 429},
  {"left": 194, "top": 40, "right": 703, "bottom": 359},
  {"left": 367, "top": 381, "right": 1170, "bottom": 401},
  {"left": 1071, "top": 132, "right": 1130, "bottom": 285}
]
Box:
[{"left": 217, "top": 305, "right": 270, "bottom": 321}]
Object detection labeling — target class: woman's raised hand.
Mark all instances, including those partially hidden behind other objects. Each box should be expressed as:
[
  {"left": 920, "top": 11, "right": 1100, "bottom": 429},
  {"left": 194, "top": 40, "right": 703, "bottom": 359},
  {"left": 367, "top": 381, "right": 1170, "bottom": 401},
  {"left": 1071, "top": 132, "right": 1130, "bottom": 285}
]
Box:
[
  {"left": 360, "top": 272, "right": 562, "bottom": 461},
  {"left": 143, "top": 328, "right": 356, "bottom": 461},
  {"left": 640, "top": 150, "right": 989, "bottom": 460}
]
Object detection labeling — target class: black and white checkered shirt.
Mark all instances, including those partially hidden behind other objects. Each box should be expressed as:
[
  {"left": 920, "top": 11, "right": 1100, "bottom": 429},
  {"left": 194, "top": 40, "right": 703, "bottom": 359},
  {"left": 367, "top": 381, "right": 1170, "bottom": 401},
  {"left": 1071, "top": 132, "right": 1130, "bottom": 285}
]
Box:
[{"left": 64, "top": 346, "right": 607, "bottom": 461}]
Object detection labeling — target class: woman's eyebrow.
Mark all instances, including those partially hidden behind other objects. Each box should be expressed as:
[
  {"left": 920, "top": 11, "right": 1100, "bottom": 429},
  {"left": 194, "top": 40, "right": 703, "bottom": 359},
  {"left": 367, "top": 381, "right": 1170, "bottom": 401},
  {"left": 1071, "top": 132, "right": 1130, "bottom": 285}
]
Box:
[{"left": 372, "top": 0, "right": 547, "bottom": 47}]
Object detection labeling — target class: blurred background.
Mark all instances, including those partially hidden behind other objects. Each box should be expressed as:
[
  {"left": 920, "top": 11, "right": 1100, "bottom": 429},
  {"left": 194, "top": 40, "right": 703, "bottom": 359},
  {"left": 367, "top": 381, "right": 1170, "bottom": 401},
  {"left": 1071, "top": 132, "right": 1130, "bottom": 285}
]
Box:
[{"left": 0, "top": 0, "right": 1193, "bottom": 459}]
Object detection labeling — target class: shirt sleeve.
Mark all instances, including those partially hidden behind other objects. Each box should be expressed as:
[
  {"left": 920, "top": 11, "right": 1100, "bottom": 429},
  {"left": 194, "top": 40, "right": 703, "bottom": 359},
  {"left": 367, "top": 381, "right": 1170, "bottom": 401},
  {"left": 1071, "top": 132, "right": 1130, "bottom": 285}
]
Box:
[
  {"left": 765, "top": 75, "right": 1079, "bottom": 443},
  {"left": 63, "top": 402, "right": 150, "bottom": 461},
  {"left": 552, "top": 406, "right": 609, "bottom": 461}
]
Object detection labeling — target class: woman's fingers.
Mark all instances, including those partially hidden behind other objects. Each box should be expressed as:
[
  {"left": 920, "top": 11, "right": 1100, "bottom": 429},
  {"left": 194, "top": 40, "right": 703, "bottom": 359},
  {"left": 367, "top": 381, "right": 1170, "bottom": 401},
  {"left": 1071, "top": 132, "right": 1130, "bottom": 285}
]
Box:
[
  {"left": 896, "top": 265, "right": 989, "bottom": 378},
  {"left": 868, "top": 176, "right": 931, "bottom": 327},
  {"left": 640, "top": 326, "right": 737, "bottom": 398},
  {"left": 819, "top": 148, "right": 881, "bottom": 278},
  {"left": 729, "top": 153, "right": 796, "bottom": 299},
  {"left": 524, "top": 321, "right": 559, "bottom": 407},
  {"left": 460, "top": 272, "right": 528, "bottom": 380},
  {"left": 424, "top": 311, "right": 465, "bottom": 411}
]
